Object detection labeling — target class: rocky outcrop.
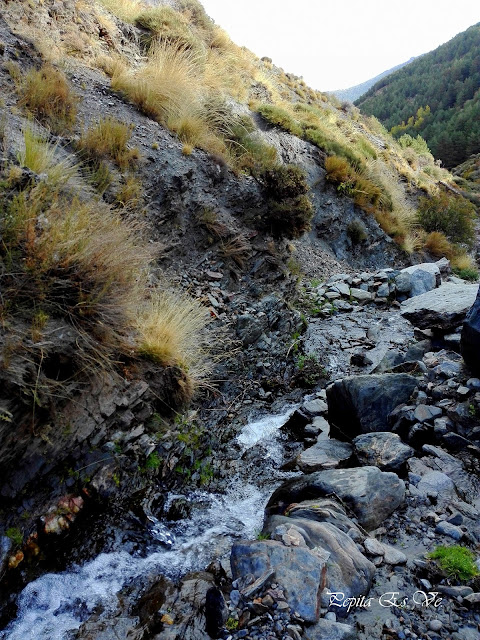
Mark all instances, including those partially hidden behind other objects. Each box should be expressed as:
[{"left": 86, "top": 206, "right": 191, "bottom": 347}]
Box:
[
  {"left": 353, "top": 432, "right": 414, "bottom": 471},
  {"left": 296, "top": 439, "right": 353, "bottom": 472},
  {"left": 326, "top": 373, "right": 418, "bottom": 436}
]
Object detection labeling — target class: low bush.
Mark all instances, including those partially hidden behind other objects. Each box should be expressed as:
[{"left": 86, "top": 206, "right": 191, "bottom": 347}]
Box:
[
  {"left": 135, "top": 6, "right": 203, "bottom": 53},
  {"left": 260, "top": 164, "right": 309, "bottom": 200},
  {"left": 428, "top": 545, "right": 479, "bottom": 581},
  {"left": 417, "top": 192, "right": 476, "bottom": 246},
  {"left": 266, "top": 194, "right": 313, "bottom": 238},
  {"left": 17, "top": 65, "right": 78, "bottom": 133},
  {"left": 347, "top": 219, "right": 368, "bottom": 244}
]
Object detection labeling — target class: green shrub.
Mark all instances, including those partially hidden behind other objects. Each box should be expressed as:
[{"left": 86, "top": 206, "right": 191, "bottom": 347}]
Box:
[
  {"left": 417, "top": 192, "right": 476, "bottom": 246},
  {"left": 428, "top": 545, "right": 479, "bottom": 581},
  {"left": 6, "top": 527, "right": 23, "bottom": 546},
  {"left": 266, "top": 195, "right": 313, "bottom": 238},
  {"left": 304, "top": 128, "right": 363, "bottom": 168},
  {"left": 453, "top": 267, "right": 479, "bottom": 281},
  {"left": 257, "top": 164, "right": 314, "bottom": 238},
  {"left": 261, "top": 164, "right": 309, "bottom": 199}
]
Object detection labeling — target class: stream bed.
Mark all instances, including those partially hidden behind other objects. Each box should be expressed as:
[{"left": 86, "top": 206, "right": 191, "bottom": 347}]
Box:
[{"left": 1, "top": 407, "right": 299, "bottom": 640}]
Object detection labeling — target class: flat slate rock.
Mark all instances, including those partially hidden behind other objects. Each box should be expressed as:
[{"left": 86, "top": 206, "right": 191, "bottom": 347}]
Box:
[
  {"left": 297, "top": 439, "right": 353, "bottom": 472},
  {"left": 230, "top": 539, "right": 327, "bottom": 623},
  {"left": 401, "top": 283, "right": 478, "bottom": 331}
]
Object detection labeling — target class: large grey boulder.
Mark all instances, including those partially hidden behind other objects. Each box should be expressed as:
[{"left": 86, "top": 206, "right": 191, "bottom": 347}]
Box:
[
  {"left": 230, "top": 540, "right": 327, "bottom": 622},
  {"left": 327, "top": 374, "right": 418, "bottom": 437},
  {"left": 264, "top": 516, "right": 375, "bottom": 617},
  {"left": 266, "top": 466, "right": 405, "bottom": 530},
  {"left": 297, "top": 439, "right": 353, "bottom": 472},
  {"left": 401, "top": 283, "right": 478, "bottom": 331},
  {"left": 461, "top": 285, "right": 480, "bottom": 375},
  {"left": 353, "top": 432, "right": 414, "bottom": 471}
]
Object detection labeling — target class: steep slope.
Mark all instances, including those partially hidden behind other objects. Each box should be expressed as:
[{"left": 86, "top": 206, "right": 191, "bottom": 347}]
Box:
[
  {"left": 331, "top": 57, "right": 415, "bottom": 103},
  {"left": 355, "top": 23, "right": 480, "bottom": 168}
]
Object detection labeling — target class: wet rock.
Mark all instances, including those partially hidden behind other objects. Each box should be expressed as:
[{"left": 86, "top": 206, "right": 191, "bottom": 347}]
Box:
[
  {"left": 266, "top": 466, "right": 405, "bottom": 530},
  {"left": 264, "top": 516, "right": 375, "bottom": 617},
  {"left": 230, "top": 540, "right": 328, "bottom": 622},
  {"left": 0, "top": 535, "right": 12, "bottom": 577},
  {"left": 461, "top": 285, "right": 480, "bottom": 375},
  {"left": 327, "top": 374, "right": 418, "bottom": 436},
  {"left": 205, "top": 586, "right": 227, "bottom": 638},
  {"left": 297, "top": 439, "right": 353, "bottom": 472},
  {"left": 401, "top": 283, "right": 478, "bottom": 331},
  {"left": 353, "top": 432, "right": 414, "bottom": 471},
  {"left": 303, "top": 618, "right": 356, "bottom": 639},
  {"left": 302, "top": 399, "right": 328, "bottom": 416}
]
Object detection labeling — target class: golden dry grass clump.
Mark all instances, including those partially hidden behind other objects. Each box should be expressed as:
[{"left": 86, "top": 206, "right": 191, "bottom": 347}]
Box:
[
  {"left": 16, "top": 64, "right": 78, "bottom": 133},
  {"left": 77, "top": 116, "right": 140, "bottom": 169}
]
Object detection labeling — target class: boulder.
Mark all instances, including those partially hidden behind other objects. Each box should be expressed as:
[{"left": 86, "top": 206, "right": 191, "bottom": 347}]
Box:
[
  {"left": 230, "top": 540, "right": 327, "bottom": 623},
  {"left": 461, "top": 285, "right": 480, "bottom": 375},
  {"left": 266, "top": 466, "right": 405, "bottom": 530},
  {"left": 297, "top": 439, "right": 353, "bottom": 472},
  {"left": 353, "top": 432, "right": 414, "bottom": 471},
  {"left": 401, "top": 263, "right": 441, "bottom": 297},
  {"left": 401, "top": 283, "right": 478, "bottom": 332},
  {"left": 264, "top": 516, "right": 375, "bottom": 617},
  {"left": 416, "top": 471, "right": 456, "bottom": 502},
  {"left": 327, "top": 374, "right": 418, "bottom": 437}
]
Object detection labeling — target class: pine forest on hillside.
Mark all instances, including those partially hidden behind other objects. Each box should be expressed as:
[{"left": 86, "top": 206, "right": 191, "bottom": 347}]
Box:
[{"left": 355, "top": 23, "right": 480, "bottom": 169}]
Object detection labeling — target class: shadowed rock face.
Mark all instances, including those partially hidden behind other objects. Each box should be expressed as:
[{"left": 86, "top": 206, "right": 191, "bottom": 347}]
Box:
[
  {"left": 461, "top": 285, "right": 480, "bottom": 375},
  {"left": 326, "top": 373, "right": 418, "bottom": 437}
]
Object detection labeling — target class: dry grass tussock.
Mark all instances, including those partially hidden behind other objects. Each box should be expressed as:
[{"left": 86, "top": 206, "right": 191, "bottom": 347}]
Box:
[
  {"left": 15, "top": 64, "right": 78, "bottom": 133},
  {"left": 98, "top": 0, "right": 142, "bottom": 23},
  {"left": 77, "top": 116, "right": 140, "bottom": 169},
  {"left": 135, "top": 290, "right": 214, "bottom": 385}
]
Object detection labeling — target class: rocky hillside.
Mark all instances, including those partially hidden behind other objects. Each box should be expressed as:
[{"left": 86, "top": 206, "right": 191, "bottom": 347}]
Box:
[
  {"left": 0, "top": 1, "right": 479, "bottom": 640},
  {"left": 355, "top": 23, "right": 480, "bottom": 168}
]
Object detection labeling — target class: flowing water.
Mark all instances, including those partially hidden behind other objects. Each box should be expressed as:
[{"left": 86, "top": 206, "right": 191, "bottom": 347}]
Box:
[{"left": 1, "top": 406, "right": 299, "bottom": 640}]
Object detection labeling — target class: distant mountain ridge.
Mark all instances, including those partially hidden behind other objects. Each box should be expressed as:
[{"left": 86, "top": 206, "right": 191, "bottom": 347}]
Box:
[
  {"left": 355, "top": 22, "right": 480, "bottom": 168},
  {"left": 331, "top": 58, "right": 415, "bottom": 103}
]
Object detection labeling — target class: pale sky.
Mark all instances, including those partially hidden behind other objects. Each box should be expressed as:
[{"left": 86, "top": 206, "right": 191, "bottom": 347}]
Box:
[{"left": 200, "top": 0, "right": 480, "bottom": 92}]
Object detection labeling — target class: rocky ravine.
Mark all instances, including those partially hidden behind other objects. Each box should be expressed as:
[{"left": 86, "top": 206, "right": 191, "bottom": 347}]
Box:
[{"left": 2, "top": 260, "right": 479, "bottom": 640}]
